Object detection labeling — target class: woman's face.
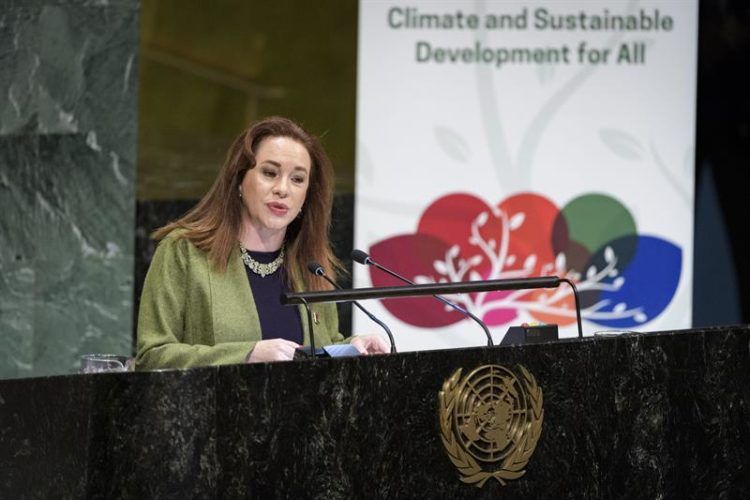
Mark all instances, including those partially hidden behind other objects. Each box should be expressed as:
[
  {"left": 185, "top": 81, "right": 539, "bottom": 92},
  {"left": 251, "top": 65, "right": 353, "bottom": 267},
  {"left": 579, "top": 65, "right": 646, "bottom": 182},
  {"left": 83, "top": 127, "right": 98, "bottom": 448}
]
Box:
[{"left": 239, "top": 136, "right": 311, "bottom": 237}]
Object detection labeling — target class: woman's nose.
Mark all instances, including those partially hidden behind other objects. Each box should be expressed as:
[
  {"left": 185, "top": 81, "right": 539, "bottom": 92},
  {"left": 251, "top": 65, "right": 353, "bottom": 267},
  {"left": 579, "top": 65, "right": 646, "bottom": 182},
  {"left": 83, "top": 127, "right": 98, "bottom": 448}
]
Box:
[{"left": 273, "top": 177, "right": 289, "bottom": 197}]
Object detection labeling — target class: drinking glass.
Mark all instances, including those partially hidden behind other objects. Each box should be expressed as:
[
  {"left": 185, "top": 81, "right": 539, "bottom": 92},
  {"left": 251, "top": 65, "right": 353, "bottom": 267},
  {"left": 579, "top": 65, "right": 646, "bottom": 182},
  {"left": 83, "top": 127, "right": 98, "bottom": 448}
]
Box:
[
  {"left": 593, "top": 329, "right": 636, "bottom": 338},
  {"left": 80, "top": 354, "right": 133, "bottom": 374}
]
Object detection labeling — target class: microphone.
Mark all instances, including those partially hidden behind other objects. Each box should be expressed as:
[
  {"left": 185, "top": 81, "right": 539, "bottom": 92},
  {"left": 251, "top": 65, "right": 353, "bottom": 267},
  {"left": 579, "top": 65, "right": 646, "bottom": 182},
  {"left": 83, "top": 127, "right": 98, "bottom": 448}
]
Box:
[
  {"left": 306, "top": 262, "right": 397, "bottom": 353},
  {"left": 351, "top": 249, "right": 494, "bottom": 347}
]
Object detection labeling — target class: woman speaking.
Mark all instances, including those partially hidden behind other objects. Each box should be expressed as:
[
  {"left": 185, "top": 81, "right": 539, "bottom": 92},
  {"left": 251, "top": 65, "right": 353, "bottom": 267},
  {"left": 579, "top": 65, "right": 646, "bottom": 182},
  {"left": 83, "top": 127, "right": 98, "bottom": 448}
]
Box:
[{"left": 136, "top": 116, "right": 389, "bottom": 369}]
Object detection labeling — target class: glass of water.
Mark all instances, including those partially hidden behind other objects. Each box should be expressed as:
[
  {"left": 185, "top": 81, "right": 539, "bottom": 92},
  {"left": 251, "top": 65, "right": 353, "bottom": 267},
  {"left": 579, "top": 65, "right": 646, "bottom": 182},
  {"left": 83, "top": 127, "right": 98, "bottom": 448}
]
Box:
[
  {"left": 593, "top": 329, "right": 636, "bottom": 338},
  {"left": 80, "top": 354, "right": 133, "bottom": 374}
]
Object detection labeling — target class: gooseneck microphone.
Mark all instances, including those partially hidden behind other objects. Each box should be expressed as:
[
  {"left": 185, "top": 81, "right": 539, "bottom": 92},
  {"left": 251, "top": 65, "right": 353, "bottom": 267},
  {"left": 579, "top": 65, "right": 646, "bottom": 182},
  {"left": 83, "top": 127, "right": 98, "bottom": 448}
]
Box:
[
  {"left": 351, "top": 249, "right": 494, "bottom": 347},
  {"left": 307, "top": 262, "right": 397, "bottom": 353}
]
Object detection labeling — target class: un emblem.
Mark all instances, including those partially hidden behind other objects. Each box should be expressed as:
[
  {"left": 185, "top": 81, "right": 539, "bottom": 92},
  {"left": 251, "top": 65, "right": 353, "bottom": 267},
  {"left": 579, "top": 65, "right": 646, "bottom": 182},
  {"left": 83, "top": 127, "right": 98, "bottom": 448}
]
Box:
[{"left": 438, "top": 364, "right": 543, "bottom": 487}]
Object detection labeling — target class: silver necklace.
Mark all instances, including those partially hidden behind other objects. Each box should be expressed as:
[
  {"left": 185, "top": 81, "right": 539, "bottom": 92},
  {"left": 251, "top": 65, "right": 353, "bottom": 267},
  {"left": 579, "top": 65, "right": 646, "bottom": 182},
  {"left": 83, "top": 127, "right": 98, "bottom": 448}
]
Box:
[{"left": 240, "top": 245, "right": 284, "bottom": 277}]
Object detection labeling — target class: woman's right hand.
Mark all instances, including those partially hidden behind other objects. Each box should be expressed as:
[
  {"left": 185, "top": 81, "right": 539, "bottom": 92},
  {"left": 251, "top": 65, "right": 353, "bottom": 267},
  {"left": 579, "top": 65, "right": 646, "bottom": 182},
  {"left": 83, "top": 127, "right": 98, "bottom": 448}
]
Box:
[{"left": 246, "top": 339, "right": 300, "bottom": 363}]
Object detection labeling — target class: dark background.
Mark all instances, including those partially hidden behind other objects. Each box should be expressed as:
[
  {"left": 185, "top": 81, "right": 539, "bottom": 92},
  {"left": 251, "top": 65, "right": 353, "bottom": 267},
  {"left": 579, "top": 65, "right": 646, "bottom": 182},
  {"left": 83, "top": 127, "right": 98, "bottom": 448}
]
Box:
[{"left": 693, "top": 0, "right": 750, "bottom": 326}]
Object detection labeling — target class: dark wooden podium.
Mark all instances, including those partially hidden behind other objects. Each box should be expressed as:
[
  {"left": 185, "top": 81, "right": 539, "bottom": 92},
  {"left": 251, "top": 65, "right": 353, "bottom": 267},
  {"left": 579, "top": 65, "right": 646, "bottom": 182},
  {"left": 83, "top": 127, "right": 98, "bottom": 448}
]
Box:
[{"left": 1, "top": 326, "right": 749, "bottom": 498}]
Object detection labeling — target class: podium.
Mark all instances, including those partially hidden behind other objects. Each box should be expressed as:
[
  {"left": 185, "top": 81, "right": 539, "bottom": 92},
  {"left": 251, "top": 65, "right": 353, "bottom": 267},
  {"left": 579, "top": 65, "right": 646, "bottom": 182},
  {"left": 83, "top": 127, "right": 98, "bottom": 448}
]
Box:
[{"left": 1, "top": 326, "right": 749, "bottom": 497}]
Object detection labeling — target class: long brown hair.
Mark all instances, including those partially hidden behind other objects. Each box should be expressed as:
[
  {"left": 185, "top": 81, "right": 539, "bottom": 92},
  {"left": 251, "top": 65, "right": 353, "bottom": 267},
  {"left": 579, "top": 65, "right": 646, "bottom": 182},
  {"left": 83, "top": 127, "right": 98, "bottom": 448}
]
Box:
[{"left": 153, "top": 116, "right": 343, "bottom": 291}]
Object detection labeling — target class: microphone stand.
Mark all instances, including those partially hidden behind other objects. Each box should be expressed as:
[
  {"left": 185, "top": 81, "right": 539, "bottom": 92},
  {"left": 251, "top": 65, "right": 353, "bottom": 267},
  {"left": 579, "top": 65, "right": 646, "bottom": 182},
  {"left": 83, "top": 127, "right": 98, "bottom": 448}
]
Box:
[
  {"left": 282, "top": 276, "right": 584, "bottom": 340},
  {"left": 559, "top": 278, "right": 584, "bottom": 339},
  {"left": 315, "top": 272, "right": 397, "bottom": 353},
  {"left": 365, "top": 259, "right": 493, "bottom": 347},
  {"left": 298, "top": 297, "right": 318, "bottom": 358}
]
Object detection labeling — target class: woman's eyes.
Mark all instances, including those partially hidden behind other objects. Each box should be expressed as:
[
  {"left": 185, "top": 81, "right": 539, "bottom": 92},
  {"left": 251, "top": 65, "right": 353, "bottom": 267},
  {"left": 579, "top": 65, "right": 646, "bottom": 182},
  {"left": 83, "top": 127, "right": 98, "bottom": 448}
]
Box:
[{"left": 261, "top": 169, "right": 306, "bottom": 184}]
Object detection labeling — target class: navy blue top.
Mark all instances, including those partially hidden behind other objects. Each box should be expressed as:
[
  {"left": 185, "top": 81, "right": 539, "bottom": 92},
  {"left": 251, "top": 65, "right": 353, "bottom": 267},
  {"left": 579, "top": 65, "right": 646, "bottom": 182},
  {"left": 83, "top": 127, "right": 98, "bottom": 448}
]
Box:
[{"left": 243, "top": 249, "right": 303, "bottom": 344}]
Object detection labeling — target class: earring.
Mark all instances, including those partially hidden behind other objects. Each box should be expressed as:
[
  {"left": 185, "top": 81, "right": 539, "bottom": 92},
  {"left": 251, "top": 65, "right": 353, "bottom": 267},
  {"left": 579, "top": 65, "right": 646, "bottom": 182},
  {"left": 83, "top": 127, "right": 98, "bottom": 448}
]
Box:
[{"left": 238, "top": 186, "right": 242, "bottom": 198}]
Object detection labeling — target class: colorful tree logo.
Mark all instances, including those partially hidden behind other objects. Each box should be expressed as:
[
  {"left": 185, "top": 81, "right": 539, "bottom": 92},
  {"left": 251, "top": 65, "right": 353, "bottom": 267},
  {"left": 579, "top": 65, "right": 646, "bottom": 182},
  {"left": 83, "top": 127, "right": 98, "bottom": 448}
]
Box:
[{"left": 368, "top": 192, "right": 682, "bottom": 330}]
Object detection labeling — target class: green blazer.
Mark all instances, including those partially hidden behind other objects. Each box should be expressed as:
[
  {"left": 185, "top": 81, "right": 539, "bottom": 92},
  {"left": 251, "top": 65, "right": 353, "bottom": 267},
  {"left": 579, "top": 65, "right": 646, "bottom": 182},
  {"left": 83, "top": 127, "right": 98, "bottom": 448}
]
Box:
[{"left": 136, "top": 232, "right": 344, "bottom": 370}]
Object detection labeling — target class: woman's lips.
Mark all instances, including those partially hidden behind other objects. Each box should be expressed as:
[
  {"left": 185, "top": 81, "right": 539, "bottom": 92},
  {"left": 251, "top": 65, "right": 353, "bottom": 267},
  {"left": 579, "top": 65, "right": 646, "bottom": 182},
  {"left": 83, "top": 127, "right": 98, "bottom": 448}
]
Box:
[{"left": 267, "top": 202, "right": 289, "bottom": 216}]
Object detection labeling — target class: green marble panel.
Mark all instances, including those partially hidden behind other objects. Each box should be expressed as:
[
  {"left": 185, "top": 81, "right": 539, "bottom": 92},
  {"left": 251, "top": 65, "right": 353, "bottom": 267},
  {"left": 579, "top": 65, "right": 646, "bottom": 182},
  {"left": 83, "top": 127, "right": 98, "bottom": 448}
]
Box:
[{"left": 0, "top": 1, "right": 139, "bottom": 379}]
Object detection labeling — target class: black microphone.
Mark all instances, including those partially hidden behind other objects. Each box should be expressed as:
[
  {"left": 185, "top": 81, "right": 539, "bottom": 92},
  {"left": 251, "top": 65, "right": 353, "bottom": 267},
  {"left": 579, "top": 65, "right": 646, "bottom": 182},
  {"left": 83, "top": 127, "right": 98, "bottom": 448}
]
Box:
[
  {"left": 307, "top": 262, "right": 397, "bottom": 353},
  {"left": 351, "top": 249, "right": 494, "bottom": 347}
]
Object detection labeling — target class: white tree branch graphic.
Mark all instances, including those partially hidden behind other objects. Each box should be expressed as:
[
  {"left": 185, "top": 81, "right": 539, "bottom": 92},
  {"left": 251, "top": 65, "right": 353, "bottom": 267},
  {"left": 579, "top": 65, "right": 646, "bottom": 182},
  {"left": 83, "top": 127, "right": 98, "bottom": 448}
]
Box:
[{"left": 414, "top": 209, "right": 648, "bottom": 324}]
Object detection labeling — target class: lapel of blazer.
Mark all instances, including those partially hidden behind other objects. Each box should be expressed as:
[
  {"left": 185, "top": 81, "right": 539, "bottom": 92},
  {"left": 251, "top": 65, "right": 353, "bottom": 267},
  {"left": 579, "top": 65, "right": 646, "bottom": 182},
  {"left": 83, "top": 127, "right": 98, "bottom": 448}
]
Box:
[
  {"left": 212, "top": 250, "right": 318, "bottom": 346},
  {"left": 291, "top": 271, "right": 313, "bottom": 347},
  {"left": 298, "top": 303, "right": 312, "bottom": 347},
  {"left": 210, "top": 245, "right": 262, "bottom": 342}
]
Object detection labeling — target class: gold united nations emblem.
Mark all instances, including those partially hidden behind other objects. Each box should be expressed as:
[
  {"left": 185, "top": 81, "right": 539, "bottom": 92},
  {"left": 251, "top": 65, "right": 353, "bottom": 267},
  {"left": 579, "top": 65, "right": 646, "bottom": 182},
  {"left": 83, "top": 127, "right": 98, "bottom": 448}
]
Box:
[{"left": 438, "top": 364, "right": 543, "bottom": 487}]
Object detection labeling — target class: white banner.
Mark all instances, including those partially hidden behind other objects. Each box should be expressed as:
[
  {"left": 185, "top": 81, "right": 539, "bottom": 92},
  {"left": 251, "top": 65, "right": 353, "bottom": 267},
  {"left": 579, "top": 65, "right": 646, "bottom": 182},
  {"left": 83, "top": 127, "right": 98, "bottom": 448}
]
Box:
[{"left": 354, "top": 0, "right": 698, "bottom": 351}]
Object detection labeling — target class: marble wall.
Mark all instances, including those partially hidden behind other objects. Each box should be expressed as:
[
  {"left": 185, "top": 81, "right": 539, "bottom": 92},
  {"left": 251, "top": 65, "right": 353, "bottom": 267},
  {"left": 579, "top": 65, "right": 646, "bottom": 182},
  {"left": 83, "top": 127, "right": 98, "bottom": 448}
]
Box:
[{"left": 0, "top": 0, "right": 139, "bottom": 378}]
